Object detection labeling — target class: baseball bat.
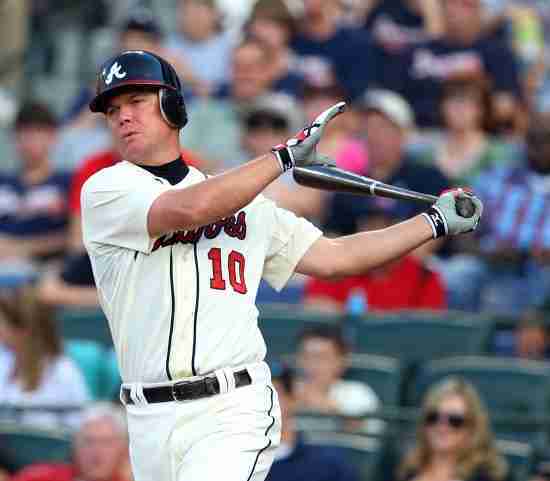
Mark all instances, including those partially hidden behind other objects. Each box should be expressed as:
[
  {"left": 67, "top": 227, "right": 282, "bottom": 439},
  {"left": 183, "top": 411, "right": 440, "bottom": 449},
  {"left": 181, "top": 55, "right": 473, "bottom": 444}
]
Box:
[{"left": 293, "top": 164, "right": 476, "bottom": 218}]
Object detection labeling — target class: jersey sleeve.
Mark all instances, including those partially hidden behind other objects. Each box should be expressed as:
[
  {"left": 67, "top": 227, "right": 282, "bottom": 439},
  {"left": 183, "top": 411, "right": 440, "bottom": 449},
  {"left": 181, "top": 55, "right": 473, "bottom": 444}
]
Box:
[
  {"left": 81, "top": 168, "right": 169, "bottom": 254},
  {"left": 263, "top": 201, "right": 322, "bottom": 291}
]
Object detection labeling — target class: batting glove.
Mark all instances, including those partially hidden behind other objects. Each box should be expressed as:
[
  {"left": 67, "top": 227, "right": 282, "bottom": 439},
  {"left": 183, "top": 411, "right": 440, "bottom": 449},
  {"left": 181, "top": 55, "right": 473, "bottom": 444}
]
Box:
[
  {"left": 271, "top": 101, "right": 346, "bottom": 172},
  {"left": 422, "top": 188, "right": 483, "bottom": 238}
]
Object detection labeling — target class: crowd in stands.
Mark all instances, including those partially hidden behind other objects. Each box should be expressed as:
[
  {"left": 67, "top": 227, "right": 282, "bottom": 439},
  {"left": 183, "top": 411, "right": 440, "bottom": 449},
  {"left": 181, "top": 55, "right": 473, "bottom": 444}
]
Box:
[{"left": 2, "top": 0, "right": 550, "bottom": 479}]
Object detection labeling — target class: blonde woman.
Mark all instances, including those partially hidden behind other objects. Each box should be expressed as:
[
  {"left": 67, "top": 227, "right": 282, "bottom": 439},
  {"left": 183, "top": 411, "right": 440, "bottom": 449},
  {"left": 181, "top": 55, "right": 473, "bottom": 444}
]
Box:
[
  {"left": 0, "top": 286, "right": 89, "bottom": 429},
  {"left": 397, "top": 378, "right": 511, "bottom": 481}
]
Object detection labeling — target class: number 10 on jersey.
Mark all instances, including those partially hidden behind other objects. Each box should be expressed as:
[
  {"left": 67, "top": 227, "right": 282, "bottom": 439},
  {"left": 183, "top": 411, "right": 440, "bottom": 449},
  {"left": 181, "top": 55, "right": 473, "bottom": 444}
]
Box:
[{"left": 207, "top": 247, "right": 248, "bottom": 294}]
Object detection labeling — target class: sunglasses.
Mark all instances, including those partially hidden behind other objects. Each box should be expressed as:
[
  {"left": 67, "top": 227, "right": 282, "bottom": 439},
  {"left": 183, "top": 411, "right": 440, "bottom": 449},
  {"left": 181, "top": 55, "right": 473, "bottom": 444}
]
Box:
[
  {"left": 424, "top": 410, "right": 468, "bottom": 429},
  {"left": 246, "top": 113, "right": 289, "bottom": 131}
]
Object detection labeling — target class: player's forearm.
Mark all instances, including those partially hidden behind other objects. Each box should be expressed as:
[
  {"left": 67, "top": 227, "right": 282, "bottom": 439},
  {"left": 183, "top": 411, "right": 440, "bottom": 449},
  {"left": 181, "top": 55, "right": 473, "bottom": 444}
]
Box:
[
  {"left": 149, "top": 154, "right": 281, "bottom": 236},
  {"left": 326, "top": 215, "right": 433, "bottom": 278}
]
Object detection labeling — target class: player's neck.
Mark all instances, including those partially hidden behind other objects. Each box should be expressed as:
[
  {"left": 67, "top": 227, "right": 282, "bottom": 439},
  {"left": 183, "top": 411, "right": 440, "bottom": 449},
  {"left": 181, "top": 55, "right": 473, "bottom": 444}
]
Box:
[{"left": 132, "top": 143, "right": 182, "bottom": 167}]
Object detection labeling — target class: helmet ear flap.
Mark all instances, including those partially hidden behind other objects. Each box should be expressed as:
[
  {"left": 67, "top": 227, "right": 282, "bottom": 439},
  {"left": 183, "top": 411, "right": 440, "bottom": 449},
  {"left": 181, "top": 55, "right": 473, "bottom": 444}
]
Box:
[{"left": 158, "top": 88, "right": 188, "bottom": 129}]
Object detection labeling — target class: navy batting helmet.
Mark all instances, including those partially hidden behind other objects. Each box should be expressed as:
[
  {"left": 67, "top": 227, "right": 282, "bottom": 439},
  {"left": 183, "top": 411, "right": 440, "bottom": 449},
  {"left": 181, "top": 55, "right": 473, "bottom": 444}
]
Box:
[{"left": 89, "top": 50, "right": 188, "bottom": 129}]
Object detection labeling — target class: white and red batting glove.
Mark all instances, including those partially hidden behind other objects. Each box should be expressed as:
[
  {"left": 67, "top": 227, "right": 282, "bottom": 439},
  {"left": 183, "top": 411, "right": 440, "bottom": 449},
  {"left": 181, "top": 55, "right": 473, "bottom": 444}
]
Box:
[{"left": 271, "top": 101, "right": 346, "bottom": 172}]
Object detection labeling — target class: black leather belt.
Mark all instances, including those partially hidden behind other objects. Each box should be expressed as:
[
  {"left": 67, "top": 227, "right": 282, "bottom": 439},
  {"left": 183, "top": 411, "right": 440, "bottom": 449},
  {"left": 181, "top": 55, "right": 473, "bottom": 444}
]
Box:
[{"left": 121, "top": 369, "right": 252, "bottom": 404}]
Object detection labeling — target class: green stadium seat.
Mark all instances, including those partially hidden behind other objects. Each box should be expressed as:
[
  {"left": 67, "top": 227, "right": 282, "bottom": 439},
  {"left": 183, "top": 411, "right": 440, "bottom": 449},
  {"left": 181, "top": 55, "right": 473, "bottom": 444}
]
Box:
[
  {"left": 352, "top": 311, "right": 494, "bottom": 363},
  {"left": 411, "top": 356, "right": 550, "bottom": 415},
  {"left": 258, "top": 304, "right": 340, "bottom": 361},
  {"left": 346, "top": 354, "right": 405, "bottom": 407},
  {"left": 55, "top": 307, "right": 113, "bottom": 348},
  {"left": 302, "top": 430, "right": 388, "bottom": 481},
  {"left": 0, "top": 423, "right": 72, "bottom": 473},
  {"left": 496, "top": 439, "right": 534, "bottom": 481}
]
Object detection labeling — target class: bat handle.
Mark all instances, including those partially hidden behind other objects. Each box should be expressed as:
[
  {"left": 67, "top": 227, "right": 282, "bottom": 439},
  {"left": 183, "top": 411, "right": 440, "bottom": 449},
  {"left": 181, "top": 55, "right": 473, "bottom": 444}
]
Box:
[{"left": 455, "top": 196, "right": 476, "bottom": 218}]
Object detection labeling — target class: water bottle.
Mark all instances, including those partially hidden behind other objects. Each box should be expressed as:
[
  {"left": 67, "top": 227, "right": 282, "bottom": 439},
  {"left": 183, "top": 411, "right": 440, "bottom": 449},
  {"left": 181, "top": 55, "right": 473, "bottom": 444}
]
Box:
[{"left": 344, "top": 287, "right": 368, "bottom": 347}]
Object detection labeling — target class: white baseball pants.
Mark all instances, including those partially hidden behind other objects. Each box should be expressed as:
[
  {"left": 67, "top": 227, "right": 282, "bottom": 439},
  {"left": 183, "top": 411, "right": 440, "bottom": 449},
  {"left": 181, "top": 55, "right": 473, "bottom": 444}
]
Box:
[{"left": 122, "top": 362, "right": 281, "bottom": 481}]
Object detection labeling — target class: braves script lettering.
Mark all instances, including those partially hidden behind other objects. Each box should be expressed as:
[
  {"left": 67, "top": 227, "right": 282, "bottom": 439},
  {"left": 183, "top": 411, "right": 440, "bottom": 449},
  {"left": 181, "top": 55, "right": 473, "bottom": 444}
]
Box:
[{"left": 152, "top": 212, "right": 247, "bottom": 251}]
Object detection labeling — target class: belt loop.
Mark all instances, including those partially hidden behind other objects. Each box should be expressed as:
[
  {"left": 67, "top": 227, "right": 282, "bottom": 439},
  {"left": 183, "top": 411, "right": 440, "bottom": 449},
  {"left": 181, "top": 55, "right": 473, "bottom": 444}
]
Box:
[
  {"left": 214, "top": 369, "right": 229, "bottom": 394},
  {"left": 224, "top": 368, "right": 236, "bottom": 392},
  {"left": 130, "top": 383, "right": 148, "bottom": 405}
]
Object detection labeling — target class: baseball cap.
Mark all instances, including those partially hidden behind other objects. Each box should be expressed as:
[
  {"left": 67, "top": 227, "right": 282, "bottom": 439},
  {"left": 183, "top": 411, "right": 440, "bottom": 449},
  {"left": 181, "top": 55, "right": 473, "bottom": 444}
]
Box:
[
  {"left": 356, "top": 89, "right": 415, "bottom": 130},
  {"left": 242, "top": 93, "right": 303, "bottom": 133}
]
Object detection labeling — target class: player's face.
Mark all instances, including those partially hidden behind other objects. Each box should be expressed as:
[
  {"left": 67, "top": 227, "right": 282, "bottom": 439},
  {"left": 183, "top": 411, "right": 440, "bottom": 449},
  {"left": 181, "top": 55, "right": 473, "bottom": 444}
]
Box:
[
  {"left": 105, "top": 89, "right": 175, "bottom": 163},
  {"left": 74, "top": 418, "right": 127, "bottom": 480}
]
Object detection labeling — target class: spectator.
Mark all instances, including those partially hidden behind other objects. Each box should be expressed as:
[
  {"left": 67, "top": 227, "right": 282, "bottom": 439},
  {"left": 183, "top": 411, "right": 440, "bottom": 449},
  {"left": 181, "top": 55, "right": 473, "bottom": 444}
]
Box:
[
  {"left": 295, "top": 324, "right": 380, "bottom": 418},
  {"left": 290, "top": 0, "right": 378, "bottom": 100},
  {"left": 265, "top": 361, "right": 360, "bottom": 481},
  {"left": 0, "top": 285, "right": 89, "bottom": 429},
  {"left": 483, "top": 2, "right": 546, "bottom": 102},
  {"left": 0, "top": 102, "right": 70, "bottom": 283},
  {"left": 323, "top": 89, "right": 449, "bottom": 241},
  {"left": 261, "top": 79, "right": 367, "bottom": 222},
  {"left": 397, "top": 377, "right": 510, "bottom": 481},
  {"left": 245, "top": 0, "right": 305, "bottom": 98},
  {"left": 417, "top": 73, "right": 516, "bottom": 185},
  {"left": 11, "top": 402, "right": 130, "bottom": 481},
  {"left": 494, "top": 309, "right": 550, "bottom": 360},
  {"left": 442, "top": 110, "right": 550, "bottom": 313},
  {"left": 0, "top": 0, "right": 28, "bottom": 98},
  {"left": 54, "top": 8, "right": 201, "bottom": 172},
  {"left": 386, "top": 0, "right": 522, "bottom": 131},
  {"left": 165, "top": 0, "right": 238, "bottom": 95},
  {"left": 304, "top": 199, "right": 447, "bottom": 313},
  {"left": 183, "top": 36, "right": 283, "bottom": 172},
  {"left": 361, "top": 0, "right": 444, "bottom": 53}
]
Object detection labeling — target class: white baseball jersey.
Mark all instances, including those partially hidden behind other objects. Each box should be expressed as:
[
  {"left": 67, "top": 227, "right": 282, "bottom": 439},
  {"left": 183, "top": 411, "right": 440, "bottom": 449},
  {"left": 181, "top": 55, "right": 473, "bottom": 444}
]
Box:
[{"left": 81, "top": 160, "right": 322, "bottom": 383}]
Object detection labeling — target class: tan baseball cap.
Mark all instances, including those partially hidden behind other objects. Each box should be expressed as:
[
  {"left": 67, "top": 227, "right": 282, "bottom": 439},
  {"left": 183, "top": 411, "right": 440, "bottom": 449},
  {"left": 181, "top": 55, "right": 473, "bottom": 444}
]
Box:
[{"left": 356, "top": 89, "right": 415, "bottom": 130}]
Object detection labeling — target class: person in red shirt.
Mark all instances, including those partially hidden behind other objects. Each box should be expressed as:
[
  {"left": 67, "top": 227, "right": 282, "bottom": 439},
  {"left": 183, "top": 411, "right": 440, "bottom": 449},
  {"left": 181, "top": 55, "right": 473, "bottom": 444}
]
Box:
[
  {"left": 304, "top": 198, "right": 447, "bottom": 312},
  {"left": 11, "top": 403, "right": 130, "bottom": 481}
]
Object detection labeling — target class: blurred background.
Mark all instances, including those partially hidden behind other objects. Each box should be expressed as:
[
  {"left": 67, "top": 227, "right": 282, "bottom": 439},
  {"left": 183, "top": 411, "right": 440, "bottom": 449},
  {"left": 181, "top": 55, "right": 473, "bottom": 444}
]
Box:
[{"left": 2, "top": 0, "right": 550, "bottom": 480}]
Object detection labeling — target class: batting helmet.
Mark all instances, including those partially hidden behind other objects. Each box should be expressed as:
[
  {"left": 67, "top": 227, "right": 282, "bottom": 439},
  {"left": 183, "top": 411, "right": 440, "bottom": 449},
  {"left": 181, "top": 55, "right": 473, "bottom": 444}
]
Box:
[{"left": 89, "top": 50, "right": 188, "bottom": 129}]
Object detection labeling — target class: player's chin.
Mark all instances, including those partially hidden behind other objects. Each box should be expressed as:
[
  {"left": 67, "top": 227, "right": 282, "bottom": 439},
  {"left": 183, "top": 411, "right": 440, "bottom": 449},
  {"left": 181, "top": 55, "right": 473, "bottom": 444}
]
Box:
[{"left": 119, "top": 139, "right": 146, "bottom": 162}]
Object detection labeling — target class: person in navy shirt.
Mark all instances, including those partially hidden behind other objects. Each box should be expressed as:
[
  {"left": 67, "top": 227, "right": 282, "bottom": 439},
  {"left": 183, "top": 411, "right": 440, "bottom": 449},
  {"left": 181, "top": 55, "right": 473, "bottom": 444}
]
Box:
[
  {"left": 0, "top": 102, "right": 71, "bottom": 267},
  {"left": 382, "top": 0, "right": 521, "bottom": 130},
  {"left": 266, "top": 361, "right": 360, "bottom": 481},
  {"left": 290, "top": 0, "right": 378, "bottom": 101}
]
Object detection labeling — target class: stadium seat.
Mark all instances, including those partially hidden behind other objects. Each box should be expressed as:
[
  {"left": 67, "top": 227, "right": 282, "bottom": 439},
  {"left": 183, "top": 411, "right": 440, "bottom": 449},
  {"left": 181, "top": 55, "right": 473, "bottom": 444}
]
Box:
[
  {"left": 65, "top": 339, "right": 108, "bottom": 400},
  {"left": 258, "top": 304, "right": 340, "bottom": 361},
  {"left": 55, "top": 307, "right": 113, "bottom": 348},
  {"left": 351, "top": 311, "right": 494, "bottom": 364},
  {"left": 346, "top": 354, "right": 405, "bottom": 407},
  {"left": 496, "top": 439, "right": 534, "bottom": 481},
  {"left": 0, "top": 423, "right": 71, "bottom": 473},
  {"left": 302, "top": 430, "right": 388, "bottom": 481},
  {"left": 411, "top": 356, "right": 550, "bottom": 414}
]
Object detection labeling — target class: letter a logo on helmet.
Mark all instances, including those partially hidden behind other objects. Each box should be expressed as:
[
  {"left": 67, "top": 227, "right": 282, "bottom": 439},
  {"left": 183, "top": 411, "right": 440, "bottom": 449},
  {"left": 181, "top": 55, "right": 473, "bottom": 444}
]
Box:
[
  {"left": 104, "top": 62, "right": 127, "bottom": 85},
  {"left": 90, "top": 50, "right": 188, "bottom": 129}
]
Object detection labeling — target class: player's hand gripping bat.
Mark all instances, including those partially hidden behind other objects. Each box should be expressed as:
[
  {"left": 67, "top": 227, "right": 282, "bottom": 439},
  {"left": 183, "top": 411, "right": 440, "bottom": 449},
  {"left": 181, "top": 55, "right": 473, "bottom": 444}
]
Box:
[{"left": 293, "top": 164, "right": 476, "bottom": 218}]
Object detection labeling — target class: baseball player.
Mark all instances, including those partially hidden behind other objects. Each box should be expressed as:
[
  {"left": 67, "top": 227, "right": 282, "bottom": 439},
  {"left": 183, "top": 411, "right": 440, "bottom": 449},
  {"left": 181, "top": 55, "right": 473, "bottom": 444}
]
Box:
[{"left": 81, "top": 50, "right": 483, "bottom": 481}]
